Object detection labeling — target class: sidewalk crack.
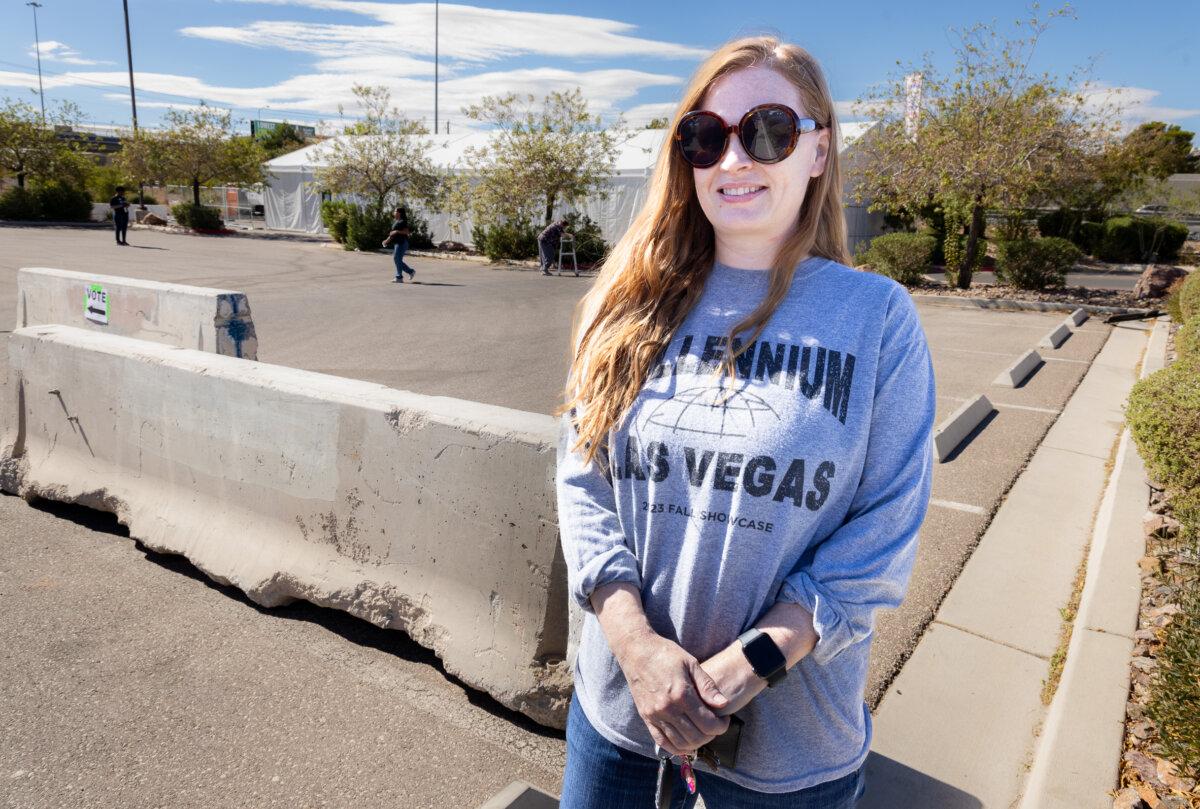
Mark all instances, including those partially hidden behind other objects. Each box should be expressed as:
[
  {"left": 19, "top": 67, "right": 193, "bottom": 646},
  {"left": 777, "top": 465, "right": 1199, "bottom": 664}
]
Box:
[{"left": 933, "top": 620, "right": 1051, "bottom": 661}]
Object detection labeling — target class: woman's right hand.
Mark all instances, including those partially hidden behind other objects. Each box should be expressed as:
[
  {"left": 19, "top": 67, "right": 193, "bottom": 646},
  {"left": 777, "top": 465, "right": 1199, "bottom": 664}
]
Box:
[{"left": 614, "top": 628, "right": 731, "bottom": 757}]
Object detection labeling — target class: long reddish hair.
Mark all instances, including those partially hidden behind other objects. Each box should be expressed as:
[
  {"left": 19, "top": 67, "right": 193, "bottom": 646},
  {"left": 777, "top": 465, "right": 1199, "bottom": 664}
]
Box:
[{"left": 562, "top": 37, "right": 851, "bottom": 462}]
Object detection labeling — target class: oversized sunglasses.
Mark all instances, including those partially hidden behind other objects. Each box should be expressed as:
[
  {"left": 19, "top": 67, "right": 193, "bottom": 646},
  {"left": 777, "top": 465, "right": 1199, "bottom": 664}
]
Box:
[{"left": 673, "top": 104, "right": 825, "bottom": 168}]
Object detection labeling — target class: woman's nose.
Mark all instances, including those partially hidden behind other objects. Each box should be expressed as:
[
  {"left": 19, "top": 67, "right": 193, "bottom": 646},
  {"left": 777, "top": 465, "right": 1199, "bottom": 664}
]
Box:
[{"left": 720, "top": 130, "right": 754, "bottom": 171}]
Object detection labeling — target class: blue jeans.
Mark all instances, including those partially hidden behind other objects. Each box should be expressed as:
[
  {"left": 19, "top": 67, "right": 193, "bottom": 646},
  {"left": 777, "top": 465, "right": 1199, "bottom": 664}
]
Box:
[
  {"left": 561, "top": 694, "right": 866, "bottom": 809},
  {"left": 392, "top": 239, "right": 414, "bottom": 280}
]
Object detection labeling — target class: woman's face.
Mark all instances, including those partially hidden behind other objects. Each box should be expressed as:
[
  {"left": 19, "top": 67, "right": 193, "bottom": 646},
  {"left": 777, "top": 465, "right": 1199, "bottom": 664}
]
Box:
[{"left": 692, "top": 66, "right": 830, "bottom": 251}]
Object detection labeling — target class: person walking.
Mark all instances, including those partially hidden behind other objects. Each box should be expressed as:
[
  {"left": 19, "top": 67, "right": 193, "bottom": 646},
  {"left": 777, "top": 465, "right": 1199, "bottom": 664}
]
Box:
[
  {"left": 384, "top": 206, "right": 416, "bottom": 283},
  {"left": 538, "top": 218, "right": 569, "bottom": 275},
  {"left": 110, "top": 186, "right": 130, "bottom": 246},
  {"left": 555, "top": 36, "right": 936, "bottom": 808}
]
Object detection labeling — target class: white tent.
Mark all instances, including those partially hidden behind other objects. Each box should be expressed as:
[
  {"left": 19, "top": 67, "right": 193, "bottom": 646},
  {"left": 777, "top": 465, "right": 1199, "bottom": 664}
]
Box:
[{"left": 263, "top": 122, "right": 884, "bottom": 251}]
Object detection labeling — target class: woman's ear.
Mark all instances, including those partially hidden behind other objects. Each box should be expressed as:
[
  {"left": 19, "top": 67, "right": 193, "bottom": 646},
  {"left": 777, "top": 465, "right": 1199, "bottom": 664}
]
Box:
[{"left": 809, "top": 129, "right": 831, "bottom": 178}]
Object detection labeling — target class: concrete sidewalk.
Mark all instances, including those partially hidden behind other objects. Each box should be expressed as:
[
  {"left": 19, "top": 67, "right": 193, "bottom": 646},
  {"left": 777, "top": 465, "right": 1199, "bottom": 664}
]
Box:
[{"left": 861, "top": 318, "right": 1159, "bottom": 808}]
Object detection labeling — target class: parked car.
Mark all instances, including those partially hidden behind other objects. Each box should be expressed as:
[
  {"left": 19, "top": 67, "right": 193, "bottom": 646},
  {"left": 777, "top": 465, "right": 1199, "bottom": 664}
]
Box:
[{"left": 1135, "top": 204, "right": 1170, "bottom": 215}]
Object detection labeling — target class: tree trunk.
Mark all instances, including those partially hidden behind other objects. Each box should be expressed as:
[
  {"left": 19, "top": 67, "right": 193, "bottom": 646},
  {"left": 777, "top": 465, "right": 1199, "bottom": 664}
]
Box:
[
  {"left": 16, "top": 172, "right": 25, "bottom": 189},
  {"left": 192, "top": 178, "right": 201, "bottom": 207},
  {"left": 544, "top": 192, "right": 555, "bottom": 228},
  {"left": 958, "top": 200, "right": 986, "bottom": 289}
]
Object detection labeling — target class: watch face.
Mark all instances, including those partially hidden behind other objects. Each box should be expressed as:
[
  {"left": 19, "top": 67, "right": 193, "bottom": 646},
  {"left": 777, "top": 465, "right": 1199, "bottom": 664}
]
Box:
[{"left": 742, "top": 630, "right": 787, "bottom": 684}]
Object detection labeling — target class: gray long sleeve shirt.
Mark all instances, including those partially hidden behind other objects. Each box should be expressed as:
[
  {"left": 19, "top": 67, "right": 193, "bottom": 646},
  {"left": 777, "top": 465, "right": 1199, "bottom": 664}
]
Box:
[{"left": 556, "top": 256, "right": 936, "bottom": 793}]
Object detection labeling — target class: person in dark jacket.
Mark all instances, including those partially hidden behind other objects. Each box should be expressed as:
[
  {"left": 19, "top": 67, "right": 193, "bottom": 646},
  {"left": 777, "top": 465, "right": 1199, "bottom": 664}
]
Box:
[
  {"left": 110, "top": 186, "right": 130, "bottom": 245},
  {"left": 538, "top": 218, "right": 570, "bottom": 275},
  {"left": 384, "top": 206, "right": 416, "bottom": 283}
]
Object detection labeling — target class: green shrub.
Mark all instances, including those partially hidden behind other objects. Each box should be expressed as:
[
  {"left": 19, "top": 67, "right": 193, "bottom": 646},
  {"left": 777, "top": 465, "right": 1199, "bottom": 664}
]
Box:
[
  {"left": 472, "top": 219, "right": 539, "bottom": 261},
  {"left": 855, "top": 232, "right": 936, "bottom": 286},
  {"left": 35, "top": 184, "right": 93, "bottom": 222},
  {"left": 1180, "top": 271, "right": 1200, "bottom": 322},
  {"left": 0, "top": 186, "right": 43, "bottom": 220},
  {"left": 344, "top": 205, "right": 391, "bottom": 252},
  {"left": 563, "top": 212, "right": 608, "bottom": 265},
  {"left": 1077, "top": 221, "right": 1104, "bottom": 257},
  {"left": 1037, "top": 208, "right": 1085, "bottom": 241},
  {"left": 1126, "top": 362, "right": 1200, "bottom": 517},
  {"left": 994, "top": 237, "right": 1081, "bottom": 290},
  {"left": 1176, "top": 316, "right": 1200, "bottom": 366},
  {"left": 320, "top": 200, "right": 353, "bottom": 244},
  {"left": 1098, "top": 216, "right": 1189, "bottom": 263},
  {"left": 1166, "top": 277, "right": 1187, "bottom": 322},
  {"left": 1147, "top": 586, "right": 1200, "bottom": 780},
  {"left": 404, "top": 208, "right": 434, "bottom": 250},
  {"left": 171, "top": 202, "right": 223, "bottom": 230}
]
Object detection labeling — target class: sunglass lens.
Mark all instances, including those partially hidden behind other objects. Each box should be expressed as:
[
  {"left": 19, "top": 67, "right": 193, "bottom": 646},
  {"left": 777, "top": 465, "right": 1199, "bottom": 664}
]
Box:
[
  {"left": 678, "top": 115, "right": 725, "bottom": 167},
  {"left": 743, "top": 108, "right": 796, "bottom": 163}
]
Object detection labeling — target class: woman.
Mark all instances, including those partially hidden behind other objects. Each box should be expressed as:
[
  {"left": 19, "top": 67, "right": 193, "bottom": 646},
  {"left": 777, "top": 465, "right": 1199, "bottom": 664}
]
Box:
[
  {"left": 555, "top": 36, "right": 936, "bottom": 808},
  {"left": 385, "top": 206, "right": 416, "bottom": 283}
]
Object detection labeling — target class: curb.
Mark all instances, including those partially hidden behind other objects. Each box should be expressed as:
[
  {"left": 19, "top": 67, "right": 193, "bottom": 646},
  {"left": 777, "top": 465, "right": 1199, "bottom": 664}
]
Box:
[
  {"left": 0, "top": 220, "right": 109, "bottom": 230},
  {"left": 910, "top": 293, "right": 1156, "bottom": 317},
  {"left": 475, "top": 781, "right": 558, "bottom": 809},
  {"left": 1016, "top": 316, "right": 1170, "bottom": 809}
]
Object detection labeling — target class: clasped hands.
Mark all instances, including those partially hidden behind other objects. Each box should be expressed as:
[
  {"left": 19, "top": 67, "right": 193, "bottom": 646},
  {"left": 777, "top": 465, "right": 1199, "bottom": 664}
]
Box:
[{"left": 613, "top": 626, "right": 768, "bottom": 759}]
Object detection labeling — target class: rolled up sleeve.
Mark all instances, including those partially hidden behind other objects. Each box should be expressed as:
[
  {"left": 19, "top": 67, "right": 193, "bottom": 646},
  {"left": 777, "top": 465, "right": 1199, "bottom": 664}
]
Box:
[
  {"left": 556, "top": 411, "right": 642, "bottom": 612},
  {"left": 777, "top": 304, "right": 936, "bottom": 665}
]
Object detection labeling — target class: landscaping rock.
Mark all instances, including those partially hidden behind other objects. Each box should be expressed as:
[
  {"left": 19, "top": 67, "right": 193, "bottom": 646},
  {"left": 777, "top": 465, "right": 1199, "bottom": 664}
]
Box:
[
  {"left": 141, "top": 213, "right": 167, "bottom": 226},
  {"left": 1112, "top": 786, "right": 1148, "bottom": 809},
  {"left": 1133, "top": 265, "right": 1189, "bottom": 299}
]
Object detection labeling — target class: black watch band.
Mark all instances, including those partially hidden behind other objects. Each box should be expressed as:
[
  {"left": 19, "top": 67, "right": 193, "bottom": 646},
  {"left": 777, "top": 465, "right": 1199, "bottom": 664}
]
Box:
[{"left": 738, "top": 628, "right": 788, "bottom": 687}]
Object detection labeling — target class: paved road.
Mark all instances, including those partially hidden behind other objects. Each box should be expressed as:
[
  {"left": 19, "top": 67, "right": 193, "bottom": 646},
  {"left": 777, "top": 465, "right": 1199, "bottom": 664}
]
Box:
[{"left": 0, "top": 226, "right": 1128, "bottom": 806}]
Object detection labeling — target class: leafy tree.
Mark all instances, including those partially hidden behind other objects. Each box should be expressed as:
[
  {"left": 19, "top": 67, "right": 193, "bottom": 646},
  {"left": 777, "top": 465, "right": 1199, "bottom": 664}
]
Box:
[
  {"left": 850, "top": 5, "right": 1116, "bottom": 288},
  {"left": 453, "top": 88, "right": 626, "bottom": 228},
  {"left": 645, "top": 117, "right": 670, "bottom": 130},
  {"left": 258, "top": 122, "right": 310, "bottom": 159},
  {"left": 117, "top": 106, "right": 266, "bottom": 206},
  {"left": 1125, "top": 122, "right": 1196, "bottom": 180},
  {"left": 314, "top": 85, "right": 440, "bottom": 219},
  {"left": 0, "top": 97, "right": 88, "bottom": 188}
]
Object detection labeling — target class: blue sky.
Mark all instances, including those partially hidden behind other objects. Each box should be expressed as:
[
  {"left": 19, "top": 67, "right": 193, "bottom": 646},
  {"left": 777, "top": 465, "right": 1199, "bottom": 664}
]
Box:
[{"left": 1, "top": 0, "right": 1196, "bottom": 143}]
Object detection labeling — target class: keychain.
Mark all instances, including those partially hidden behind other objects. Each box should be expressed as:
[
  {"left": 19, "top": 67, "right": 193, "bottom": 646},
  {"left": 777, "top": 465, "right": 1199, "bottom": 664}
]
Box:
[{"left": 654, "top": 748, "right": 698, "bottom": 808}]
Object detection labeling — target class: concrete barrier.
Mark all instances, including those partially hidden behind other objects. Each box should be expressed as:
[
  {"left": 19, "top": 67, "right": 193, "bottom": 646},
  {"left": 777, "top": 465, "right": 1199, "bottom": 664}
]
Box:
[
  {"left": 993, "top": 349, "right": 1043, "bottom": 388},
  {"left": 1069, "top": 308, "right": 1088, "bottom": 326},
  {"left": 0, "top": 325, "right": 570, "bottom": 727},
  {"left": 933, "top": 394, "right": 994, "bottom": 462},
  {"left": 16, "top": 267, "right": 257, "bottom": 359},
  {"left": 1038, "top": 321, "right": 1072, "bottom": 349}
]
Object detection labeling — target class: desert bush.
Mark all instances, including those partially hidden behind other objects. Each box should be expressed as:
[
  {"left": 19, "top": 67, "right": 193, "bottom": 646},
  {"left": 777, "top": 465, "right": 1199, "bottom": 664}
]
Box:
[
  {"left": 994, "top": 237, "right": 1081, "bottom": 290},
  {"left": 404, "top": 208, "right": 434, "bottom": 250},
  {"left": 0, "top": 186, "right": 43, "bottom": 220},
  {"left": 1176, "top": 316, "right": 1200, "bottom": 366},
  {"left": 35, "top": 184, "right": 92, "bottom": 221},
  {"left": 1179, "top": 271, "right": 1200, "bottom": 322},
  {"left": 344, "top": 205, "right": 391, "bottom": 252},
  {"left": 171, "top": 202, "right": 223, "bottom": 230},
  {"left": 1098, "top": 216, "right": 1188, "bottom": 263},
  {"left": 1147, "top": 586, "right": 1200, "bottom": 780},
  {"left": 855, "top": 232, "right": 936, "bottom": 286},
  {"left": 563, "top": 212, "right": 608, "bottom": 265},
  {"left": 471, "top": 219, "right": 539, "bottom": 261},
  {"left": 320, "top": 200, "right": 353, "bottom": 244}
]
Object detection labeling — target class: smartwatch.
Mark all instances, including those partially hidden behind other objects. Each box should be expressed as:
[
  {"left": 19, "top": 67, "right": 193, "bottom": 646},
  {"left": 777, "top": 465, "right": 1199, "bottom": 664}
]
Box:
[{"left": 738, "top": 628, "right": 788, "bottom": 687}]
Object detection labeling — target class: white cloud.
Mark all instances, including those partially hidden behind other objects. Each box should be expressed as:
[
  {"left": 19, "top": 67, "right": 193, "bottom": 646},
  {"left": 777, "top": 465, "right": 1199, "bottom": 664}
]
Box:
[
  {"left": 621, "top": 102, "right": 679, "bottom": 127},
  {"left": 1076, "top": 81, "right": 1200, "bottom": 133},
  {"left": 0, "top": 66, "right": 683, "bottom": 124},
  {"left": 29, "top": 40, "right": 109, "bottom": 66},
  {"left": 182, "top": 1, "right": 710, "bottom": 63}
]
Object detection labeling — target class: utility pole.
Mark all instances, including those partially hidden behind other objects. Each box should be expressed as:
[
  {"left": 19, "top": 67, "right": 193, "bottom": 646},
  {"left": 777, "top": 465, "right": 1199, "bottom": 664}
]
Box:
[
  {"left": 122, "top": 0, "right": 138, "bottom": 131},
  {"left": 26, "top": 2, "right": 46, "bottom": 124},
  {"left": 122, "top": 0, "right": 145, "bottom": 208}
]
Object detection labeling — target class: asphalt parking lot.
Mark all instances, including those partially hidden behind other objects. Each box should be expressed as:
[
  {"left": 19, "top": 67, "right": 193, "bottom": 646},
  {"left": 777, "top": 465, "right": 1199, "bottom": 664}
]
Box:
[{"left": 0, "top": 225, "right": 1126, "bottom": 805}]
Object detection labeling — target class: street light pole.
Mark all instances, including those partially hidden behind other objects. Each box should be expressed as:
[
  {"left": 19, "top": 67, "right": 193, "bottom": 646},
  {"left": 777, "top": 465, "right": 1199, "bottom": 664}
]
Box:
[
  {"left": 121, "top": 0, "right": 145, "bottom": 209},
  {"left": 434, "top": 0, "right": 439, "bottom": 135},
  {"left": 122, "top": 0, "right": 138, "bottom": 132},
  {"left": 26, "top": 2, "right": 46, "bottom": 124}
]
